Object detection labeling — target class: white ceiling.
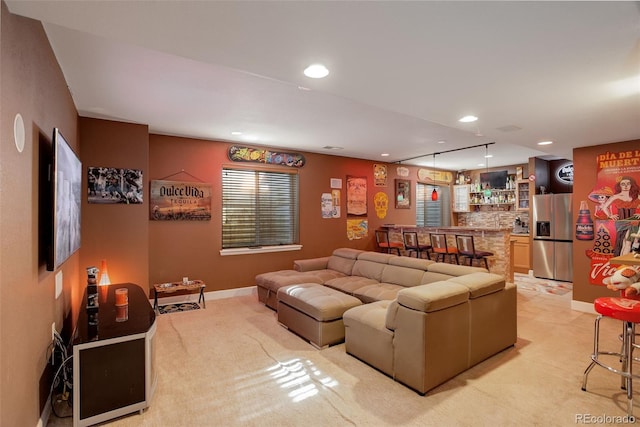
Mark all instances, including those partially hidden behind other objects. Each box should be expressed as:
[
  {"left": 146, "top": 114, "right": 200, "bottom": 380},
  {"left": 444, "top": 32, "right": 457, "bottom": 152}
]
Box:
[{"left": 6, "top": 1, "right": 640, "bottom": 171}]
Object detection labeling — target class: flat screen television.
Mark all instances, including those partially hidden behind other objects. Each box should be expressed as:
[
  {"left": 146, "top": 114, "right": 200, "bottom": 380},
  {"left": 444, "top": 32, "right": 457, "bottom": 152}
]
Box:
[
  {"left": 480, "top": 170, "right": 508, "bottom": 190},
  {"left": 47, "top": 128, "right": 82, "bottom": 271}
]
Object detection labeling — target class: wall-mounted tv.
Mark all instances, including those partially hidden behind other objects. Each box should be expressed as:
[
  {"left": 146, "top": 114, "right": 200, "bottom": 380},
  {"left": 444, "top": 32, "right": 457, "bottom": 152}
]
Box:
[
  {"left": 47, "top": 128, "right": 82, "bottom": 271},
  {"left": 480, "top": 170, "right": 508, "bottom": 190}
]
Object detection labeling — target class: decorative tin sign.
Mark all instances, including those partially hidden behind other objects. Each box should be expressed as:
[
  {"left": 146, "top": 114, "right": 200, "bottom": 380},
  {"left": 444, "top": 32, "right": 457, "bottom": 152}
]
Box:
[
  {"left": 150, "top": 180, "right": 212, "bottom": 220},
  {"left": 228, "top": 145, "right": 305, "bottom": 168}
]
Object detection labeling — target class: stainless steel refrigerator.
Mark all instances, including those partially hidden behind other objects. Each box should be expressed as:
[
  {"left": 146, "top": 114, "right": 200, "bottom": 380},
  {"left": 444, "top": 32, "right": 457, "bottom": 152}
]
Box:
[{"left": 532, "top": 194, "right": 573, "bottom": 282}]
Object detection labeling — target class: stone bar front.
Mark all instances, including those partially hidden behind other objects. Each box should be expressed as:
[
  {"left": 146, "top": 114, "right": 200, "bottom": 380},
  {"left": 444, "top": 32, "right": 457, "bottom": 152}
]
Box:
[{"left": 384, "top": 225, "right": 513, "bottom": 281}]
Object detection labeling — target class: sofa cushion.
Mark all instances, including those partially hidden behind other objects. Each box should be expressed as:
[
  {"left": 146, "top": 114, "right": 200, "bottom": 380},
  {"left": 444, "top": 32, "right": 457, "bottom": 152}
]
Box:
[
  {"left": 353, "top": 283, "right": 405, "bottom": 304},
  {"left": 427, "top": 263, "right": 487, "bottom": 276},
  {"left": 332, "top": 247, "right": 364, "bottom": 259},
  {"left": 256, "top": 270, "right": 323, "bottom": 290},
  {"left": 277, "top": 283, "right": 362, "bottom": 322},
  {"left": 357, "top": 251, "right": 395, "bottom": 264},
  {"left": 446, "top": 272, "right": 505, "bottom": 298},
  {"left": 420, "top": 271, "right": 459, "bottom": 285},
  {"left": 327, "top": 254, "right": 358, "bottom": 276},
  {"left": 388, "top": 256, "right": 433, "bottom": 270},
  {"left": 397, "top": 281, "right": 469, "bottom": 312},
  {"left": 324, "top": 276, "right": 379, "bottom": 295},
  {"left": 343, "top": 301, "right": 395, "bottom": 375},
  {"left": 352, "top": 259, "right": 388, "bottom": 281},
  {"left": 381, "top": 264, "right": 426, "bottom": 287}
]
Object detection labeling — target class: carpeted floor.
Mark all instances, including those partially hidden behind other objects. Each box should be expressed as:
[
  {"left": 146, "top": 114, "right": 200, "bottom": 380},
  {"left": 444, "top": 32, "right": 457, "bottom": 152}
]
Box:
[{"left": 49, "top": 286, "right": 634, "bottom": 426}]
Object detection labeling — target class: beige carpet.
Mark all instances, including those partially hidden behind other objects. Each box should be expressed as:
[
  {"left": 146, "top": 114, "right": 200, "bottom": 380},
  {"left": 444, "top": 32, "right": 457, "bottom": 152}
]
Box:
[{"left": 49, "top": 286, "right": 636, "bottom": 426}]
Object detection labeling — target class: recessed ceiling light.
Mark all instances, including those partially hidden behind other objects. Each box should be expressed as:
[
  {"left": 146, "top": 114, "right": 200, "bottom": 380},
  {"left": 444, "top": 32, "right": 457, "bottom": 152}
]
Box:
[
  {"left": 231, "top": 131, "right": 243, "bottom": 135},
  {"left": 538, "top": 141, "right": 554, "bottom": 145},
  {"left": 381, "top": 153, "right": 390, "bottom": 157},
  {"left": 304, "top": 64, "right": 329, "bottom": 79},
  {"left": 459, "top": 115, "right": 478, "bottom": 123},
  {"left": 478, "top": 163, "right": 485, "bottom": 167},
  {"left": 484, "top": 154, "right": 493, "bottom": 158},
  {"left": 437, "top": 140, "right": 446, "bottom": 144}
]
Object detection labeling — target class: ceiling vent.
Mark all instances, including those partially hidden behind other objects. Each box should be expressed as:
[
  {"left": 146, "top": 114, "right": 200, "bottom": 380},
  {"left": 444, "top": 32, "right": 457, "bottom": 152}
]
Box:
[{"left": 496, "top": 125, "right": 522, "bottom": 132}]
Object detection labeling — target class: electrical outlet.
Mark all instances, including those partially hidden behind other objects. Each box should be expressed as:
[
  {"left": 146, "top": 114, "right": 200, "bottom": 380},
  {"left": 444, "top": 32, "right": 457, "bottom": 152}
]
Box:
[{"left": 51, "top": 322, "right": 56, "bottom": 342}]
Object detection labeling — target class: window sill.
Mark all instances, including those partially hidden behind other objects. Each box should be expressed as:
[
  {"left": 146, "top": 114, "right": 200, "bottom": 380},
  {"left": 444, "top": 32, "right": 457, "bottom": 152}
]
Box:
[{"left": 220, "top": 244, "right": 303, "bottom": 256}]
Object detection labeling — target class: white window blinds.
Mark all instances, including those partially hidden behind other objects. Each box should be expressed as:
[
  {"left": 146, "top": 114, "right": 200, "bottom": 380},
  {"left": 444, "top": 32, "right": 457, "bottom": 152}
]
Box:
[
  {"left": 416, "top": 183, "right": 451, "bottom": 227},
  {"left": 222, "top": 167, "right": 299, "bottom": 249}
]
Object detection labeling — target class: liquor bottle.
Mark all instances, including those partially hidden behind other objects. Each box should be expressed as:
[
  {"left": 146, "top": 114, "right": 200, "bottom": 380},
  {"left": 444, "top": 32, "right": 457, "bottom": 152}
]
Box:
[{"left": 576, "top": 200, "right": 594, "bottom": 240}]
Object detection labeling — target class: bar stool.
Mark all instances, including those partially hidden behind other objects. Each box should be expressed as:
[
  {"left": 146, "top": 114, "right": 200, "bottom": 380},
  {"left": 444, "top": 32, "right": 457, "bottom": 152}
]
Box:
[
  {"left": 455, "top": 234, "right": 493, "bottom": 270},
  {"left": 403, "top": 231, "right": 432, "bottom": 259},
  {"left": 375, "top": 229, "right": 403, "bottom": 256},
  {"left": 430, "top": 233, "right": 458, "bottom": 264},
  {"left": 582, "top": 296, "right": 640, "bottom": 417}
]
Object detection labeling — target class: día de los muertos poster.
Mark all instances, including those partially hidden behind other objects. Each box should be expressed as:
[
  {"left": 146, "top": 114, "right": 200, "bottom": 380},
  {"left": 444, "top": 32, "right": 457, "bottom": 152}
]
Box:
[{"left": 586, "top": 150, "right": 640, "bottom": 285}]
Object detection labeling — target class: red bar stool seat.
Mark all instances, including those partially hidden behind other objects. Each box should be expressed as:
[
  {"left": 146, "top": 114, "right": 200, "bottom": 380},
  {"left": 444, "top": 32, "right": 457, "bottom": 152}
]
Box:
[
  {"left": 455, "top": 234, "right": 493, "bottom": 270},
  {"left": 582, "top": 296, "right": 640, "bottom": 417},
  {"left": 375, "top": 229, "right": 403, "bottom": 256},
  {"left": 403, "top": 231, "right": 432, "bottom": 259},
  {"left": 430, "top": 233, "right": 458, "bottom": 264}
]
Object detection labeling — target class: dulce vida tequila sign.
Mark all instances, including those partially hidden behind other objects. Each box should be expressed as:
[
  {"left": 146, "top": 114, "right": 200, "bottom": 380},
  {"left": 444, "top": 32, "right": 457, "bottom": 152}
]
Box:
[{"left": 150, "top": 180, "right": 212, "bottom": 220}]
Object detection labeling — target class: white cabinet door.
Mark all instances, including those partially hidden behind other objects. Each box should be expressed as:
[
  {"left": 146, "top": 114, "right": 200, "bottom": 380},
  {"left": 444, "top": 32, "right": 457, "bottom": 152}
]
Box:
[{"left": 453, "top": 185, "right": 470, "bottom": 212}]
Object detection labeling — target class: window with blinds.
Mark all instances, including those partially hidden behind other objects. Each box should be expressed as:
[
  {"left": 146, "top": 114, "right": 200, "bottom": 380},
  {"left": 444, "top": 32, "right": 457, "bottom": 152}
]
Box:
[
  {"left": 416, "top": 183, "right": 451, "bottom": 227},
  {"left": 222, "top": 167, "right": 299, "bottom": 249}
]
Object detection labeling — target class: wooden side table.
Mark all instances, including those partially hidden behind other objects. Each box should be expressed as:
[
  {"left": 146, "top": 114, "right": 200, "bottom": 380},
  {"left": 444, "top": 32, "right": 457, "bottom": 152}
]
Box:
[{"left": 153, "top": 280, "right": 206, "bottom": 312}]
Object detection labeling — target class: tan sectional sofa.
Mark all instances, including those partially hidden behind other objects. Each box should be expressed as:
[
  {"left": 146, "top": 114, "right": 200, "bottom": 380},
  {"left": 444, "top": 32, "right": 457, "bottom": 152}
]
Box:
[{"left": 255, "top": 247, "right": 517, "bottom": 394}]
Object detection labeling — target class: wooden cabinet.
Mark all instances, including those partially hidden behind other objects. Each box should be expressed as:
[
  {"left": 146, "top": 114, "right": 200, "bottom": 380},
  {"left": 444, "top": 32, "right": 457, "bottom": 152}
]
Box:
[
  {"left": 73, "top": 283, "right": 157, "bottom": 427},
  {"left": 516, "top": 179, "right": 530, "bottom": 211},
  {"left": 512, "top": 235, "right": 531, "bottom": 274},
  {"left": 453, "top": 185, "right": 470, "bottom": 212}
]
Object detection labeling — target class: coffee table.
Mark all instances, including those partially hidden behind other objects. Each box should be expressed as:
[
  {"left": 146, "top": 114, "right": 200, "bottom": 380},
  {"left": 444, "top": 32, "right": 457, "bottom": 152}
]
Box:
[{"left": 153, "top": 280, "right": 206, "bottom": 312}]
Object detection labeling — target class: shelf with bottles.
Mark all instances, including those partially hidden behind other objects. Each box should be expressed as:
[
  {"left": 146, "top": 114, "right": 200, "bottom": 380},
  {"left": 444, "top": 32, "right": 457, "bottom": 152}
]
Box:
[{"left": 469, "top": 192, "right": 516, "bottom": 206}]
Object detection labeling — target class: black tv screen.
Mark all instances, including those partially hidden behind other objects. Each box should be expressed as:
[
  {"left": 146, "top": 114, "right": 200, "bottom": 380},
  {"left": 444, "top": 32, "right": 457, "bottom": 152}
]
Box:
[
  {"left": 47, "top": 128, "right": 82, "bottom": 271},
  {"left": 480, "top": 170, "right": 508, "bottom": 189}
]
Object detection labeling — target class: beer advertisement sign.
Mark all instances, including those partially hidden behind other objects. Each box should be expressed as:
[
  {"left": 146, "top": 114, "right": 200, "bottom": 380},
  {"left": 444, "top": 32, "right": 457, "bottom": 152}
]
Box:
[{"left": 150, "top": 180, "right": 212, "bottom": 221}]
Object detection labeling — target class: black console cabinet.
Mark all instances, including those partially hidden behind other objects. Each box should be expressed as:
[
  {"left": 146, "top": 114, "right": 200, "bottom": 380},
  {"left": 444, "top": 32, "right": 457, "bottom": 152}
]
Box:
[{"left": 73, "top": 283, "right": 157, "bottom": 427}]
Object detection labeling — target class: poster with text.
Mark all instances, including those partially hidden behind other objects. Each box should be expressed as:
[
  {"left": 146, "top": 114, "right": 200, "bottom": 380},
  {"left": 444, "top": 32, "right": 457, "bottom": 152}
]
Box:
[
  {"left": 347, "top": 176, "right": 367, "bottom": 216},
  {"left": 150, "top": 180, "right": 212, "bottom": 220},
  {"left": 347, "top": 218, "right": 368, "bottom": 240},
  {"left": 585, "top": 149, "right": 640, "bottom": 285}
]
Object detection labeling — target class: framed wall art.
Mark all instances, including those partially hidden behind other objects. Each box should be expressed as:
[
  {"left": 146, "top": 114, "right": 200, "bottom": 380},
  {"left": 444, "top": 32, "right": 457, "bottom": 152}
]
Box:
[{"left": 395, "top": 179, "right": 411, "bottom": 209}]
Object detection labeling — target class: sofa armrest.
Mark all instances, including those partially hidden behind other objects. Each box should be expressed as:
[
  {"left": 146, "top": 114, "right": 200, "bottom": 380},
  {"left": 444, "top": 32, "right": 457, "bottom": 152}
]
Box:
[
  {"left": 294, "top": 256, "right": 330, "bottom": 272},
  {"left": 446, "top": 272, "right": 505, "bottom": 298},
  {"left": 397, "top": 281, "right": 469, "bottom": 312}
]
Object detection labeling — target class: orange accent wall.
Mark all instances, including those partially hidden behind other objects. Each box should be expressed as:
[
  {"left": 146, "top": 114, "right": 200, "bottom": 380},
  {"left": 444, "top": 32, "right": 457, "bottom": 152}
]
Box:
[
  {"left": 573, "top": 139, "right": 640, "bottom": 303},
  {"left": 0, "top": 6, "right": 78, "bottom": 425},
  {"left": 79, "top": 118, "right": 150, "bottom": 298},
  {"left": 148, "top": 135, "right": 419, "bottom": 291}
]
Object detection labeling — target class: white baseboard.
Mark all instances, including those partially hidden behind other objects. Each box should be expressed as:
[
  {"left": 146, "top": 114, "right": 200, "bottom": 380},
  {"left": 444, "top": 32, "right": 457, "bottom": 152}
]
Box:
[
  {"left": 150, "top": 286, "right": 256, "bottom": 306},
  {"left": 571, "top": 299, "right": 596, "bottom": 314},
  {"left": 37, "top": 395, "right": 51, "bottom": 427}
]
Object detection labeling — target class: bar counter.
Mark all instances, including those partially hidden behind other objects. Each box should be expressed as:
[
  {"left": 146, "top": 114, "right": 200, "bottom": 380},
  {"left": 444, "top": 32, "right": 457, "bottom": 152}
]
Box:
[{"left": 383, "top": 224, "right": 513, "bottom": 280}]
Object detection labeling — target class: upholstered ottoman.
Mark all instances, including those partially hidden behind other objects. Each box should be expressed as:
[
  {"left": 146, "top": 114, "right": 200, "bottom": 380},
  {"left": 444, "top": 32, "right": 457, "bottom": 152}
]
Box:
[{"left": 277, "top": 283, "right": 362, "bottom": 348}]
